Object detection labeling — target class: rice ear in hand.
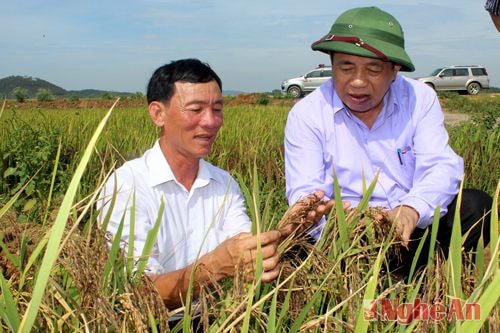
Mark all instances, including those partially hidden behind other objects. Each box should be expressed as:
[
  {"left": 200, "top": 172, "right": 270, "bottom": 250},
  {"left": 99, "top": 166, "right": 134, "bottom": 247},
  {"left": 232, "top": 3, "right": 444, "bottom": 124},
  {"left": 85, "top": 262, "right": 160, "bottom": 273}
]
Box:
[{"left": 276, "top": 192, "right": 327, "bottom": 238}]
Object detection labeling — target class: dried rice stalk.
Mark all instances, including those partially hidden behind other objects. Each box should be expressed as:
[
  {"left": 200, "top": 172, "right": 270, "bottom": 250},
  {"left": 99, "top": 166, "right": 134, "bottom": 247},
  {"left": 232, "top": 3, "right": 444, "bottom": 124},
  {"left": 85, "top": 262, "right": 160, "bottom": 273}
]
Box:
[
  {"left": 276, "top": 193, "right": 330, "bottom": 256},
  {"left": 276, "top": 194, "right": 325, "bottom": 234}
]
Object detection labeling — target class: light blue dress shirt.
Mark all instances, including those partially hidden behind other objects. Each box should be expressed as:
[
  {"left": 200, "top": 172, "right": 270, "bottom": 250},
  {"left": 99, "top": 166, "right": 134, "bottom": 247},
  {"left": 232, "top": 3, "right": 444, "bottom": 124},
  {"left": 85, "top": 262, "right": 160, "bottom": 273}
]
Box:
[{"left": 285, "top": 75, "right": 463, "bottom": 229}]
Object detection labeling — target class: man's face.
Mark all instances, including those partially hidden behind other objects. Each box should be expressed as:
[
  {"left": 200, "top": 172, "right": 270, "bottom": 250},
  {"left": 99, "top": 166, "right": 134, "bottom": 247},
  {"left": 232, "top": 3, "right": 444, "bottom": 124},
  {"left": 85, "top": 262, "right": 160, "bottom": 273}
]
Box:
[
  {"left": 155, "top": 80, "right": 223, "bottom": 161},
  {"left": 331, "top": 52, "right": 400, "bottom": 114}
]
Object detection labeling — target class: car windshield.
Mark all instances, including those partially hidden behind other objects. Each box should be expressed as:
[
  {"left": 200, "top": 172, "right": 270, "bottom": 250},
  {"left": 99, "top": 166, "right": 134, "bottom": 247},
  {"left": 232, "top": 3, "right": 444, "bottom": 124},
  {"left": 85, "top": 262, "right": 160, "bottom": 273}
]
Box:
[{"left": 430, "top": 68, "right": 443, "bottom": 76}]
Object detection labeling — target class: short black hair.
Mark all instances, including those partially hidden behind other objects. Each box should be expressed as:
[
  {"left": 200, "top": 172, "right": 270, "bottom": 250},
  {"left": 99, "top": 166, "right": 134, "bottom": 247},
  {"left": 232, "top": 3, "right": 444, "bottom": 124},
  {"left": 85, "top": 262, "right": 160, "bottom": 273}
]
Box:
[{"left": 146, "top": 58, "right": 222, "bottom": 104}]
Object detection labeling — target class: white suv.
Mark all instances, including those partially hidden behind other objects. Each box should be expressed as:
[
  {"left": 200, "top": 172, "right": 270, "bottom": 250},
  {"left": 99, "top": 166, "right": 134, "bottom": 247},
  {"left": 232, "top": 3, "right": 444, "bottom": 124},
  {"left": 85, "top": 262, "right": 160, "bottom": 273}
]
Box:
[
  {"left": 416, "top": 65, "right": 489, "bottom": 95},
  {"left": 281, "top": 65, "right": 332, "bottom": 98}
]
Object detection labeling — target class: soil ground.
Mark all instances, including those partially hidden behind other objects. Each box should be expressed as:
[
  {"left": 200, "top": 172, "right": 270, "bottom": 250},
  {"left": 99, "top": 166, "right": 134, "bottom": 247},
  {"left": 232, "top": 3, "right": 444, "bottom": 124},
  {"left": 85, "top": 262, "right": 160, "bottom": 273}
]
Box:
[{"left": 443, "top": 112, "right": 470, "bottom": 125}]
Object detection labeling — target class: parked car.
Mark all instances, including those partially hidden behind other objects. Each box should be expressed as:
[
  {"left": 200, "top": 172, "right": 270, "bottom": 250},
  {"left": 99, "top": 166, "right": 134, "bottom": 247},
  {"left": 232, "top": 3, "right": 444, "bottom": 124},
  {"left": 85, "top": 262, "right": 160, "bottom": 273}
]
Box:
[
  {"left": 281, "top": 65, "right": 332, "bottom": 98},
  {"left": 416, "top": 65, "right": 489, "bottom": 95}
]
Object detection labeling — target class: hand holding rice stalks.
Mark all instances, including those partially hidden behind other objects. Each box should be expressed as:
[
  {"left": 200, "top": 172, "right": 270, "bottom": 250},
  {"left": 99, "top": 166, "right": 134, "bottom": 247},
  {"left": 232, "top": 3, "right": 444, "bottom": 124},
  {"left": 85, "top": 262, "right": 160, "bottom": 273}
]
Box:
[
  {"left": 276, "top": 191, "right": 335, "bottom": 255},
  {"left": 276, "top": 191, "right": 334, "bottom": 238},
  {"left": 354, "top": 206, "right": 404, "bottom": 262}
]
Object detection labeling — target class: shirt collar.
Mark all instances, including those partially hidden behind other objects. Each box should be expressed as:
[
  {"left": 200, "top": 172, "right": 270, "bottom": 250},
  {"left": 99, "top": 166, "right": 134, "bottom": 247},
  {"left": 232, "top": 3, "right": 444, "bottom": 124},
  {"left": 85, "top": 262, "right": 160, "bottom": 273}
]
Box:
[
  {"left": 146, "top": 140, "right": 214, "bottom": 189},
  {"left": 192, "top": 159, "right": 212, "bottom": 189},
  {"left": 332, "top": 90, "right": 345, "bottom": 115},
  {"left": 382, "top": 79, "right": 398, "bottom": 119},
  {"left": 147, "top": 140, "right": 174, "bottom": 187}
]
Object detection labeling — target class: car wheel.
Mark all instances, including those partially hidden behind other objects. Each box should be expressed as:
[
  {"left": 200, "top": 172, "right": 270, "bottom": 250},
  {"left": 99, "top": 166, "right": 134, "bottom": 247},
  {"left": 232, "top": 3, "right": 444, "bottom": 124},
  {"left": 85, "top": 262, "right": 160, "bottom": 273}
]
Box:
[
  {"left": 287, "top": 86, "right": 302, "bottom": 98},
  {"left": 467, "top": 82, "right": 481, "bottom": 95}
]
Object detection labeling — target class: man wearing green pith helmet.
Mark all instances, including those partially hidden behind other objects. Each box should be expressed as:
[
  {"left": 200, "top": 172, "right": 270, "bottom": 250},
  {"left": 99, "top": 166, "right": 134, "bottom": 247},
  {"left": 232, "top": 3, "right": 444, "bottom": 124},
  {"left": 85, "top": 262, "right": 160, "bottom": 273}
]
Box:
[{"left": 284, "top": 7, "right": 492, "bottom": 276}]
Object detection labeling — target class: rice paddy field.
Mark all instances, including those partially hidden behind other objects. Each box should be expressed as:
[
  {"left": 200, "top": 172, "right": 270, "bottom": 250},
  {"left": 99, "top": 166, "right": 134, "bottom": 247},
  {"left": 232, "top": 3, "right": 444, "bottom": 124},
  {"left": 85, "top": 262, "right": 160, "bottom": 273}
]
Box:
[{"left": 0, "top": 93, "right": 498, "bottom": 332}]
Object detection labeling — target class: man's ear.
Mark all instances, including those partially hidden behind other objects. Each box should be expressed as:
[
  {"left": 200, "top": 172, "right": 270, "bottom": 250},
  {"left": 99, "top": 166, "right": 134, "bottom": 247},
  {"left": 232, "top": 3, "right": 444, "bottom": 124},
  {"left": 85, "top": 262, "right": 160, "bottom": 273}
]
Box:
[
  {"left": 393, "top": 64, "right": 402, "bottom": 76},
  {"left": 148, "top": 101, "right": 165, "bottom": 127},
  {"left": 391, "top": 64, "right": 402, "bottom": 82}
]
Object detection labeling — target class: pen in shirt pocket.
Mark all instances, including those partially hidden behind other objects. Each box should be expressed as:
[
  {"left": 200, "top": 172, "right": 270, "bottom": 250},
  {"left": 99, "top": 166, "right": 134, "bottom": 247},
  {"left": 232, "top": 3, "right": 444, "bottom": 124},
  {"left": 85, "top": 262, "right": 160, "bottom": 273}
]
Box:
[
  {"left": 397, "top": 146, "right": 411, "bottom": 166},
  {"left": 396, "top": 148, "right": 404, "bottom": 165}
]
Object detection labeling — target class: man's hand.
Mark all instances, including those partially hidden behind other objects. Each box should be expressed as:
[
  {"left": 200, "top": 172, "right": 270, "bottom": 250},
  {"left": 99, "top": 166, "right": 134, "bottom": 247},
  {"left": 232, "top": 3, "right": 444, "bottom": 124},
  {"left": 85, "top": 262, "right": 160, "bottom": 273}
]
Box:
[
  {"left": 385, "top": 205, "right": 419, "bottom": 248},
  {"left": 210, "top": 231, "right": 282, "bottom": 282},
  {"left": 151, "top": 230, "right": 281, "bottom": 309},
  {"left": 278, "top": 190, "right": 349, "bottom": 238}
]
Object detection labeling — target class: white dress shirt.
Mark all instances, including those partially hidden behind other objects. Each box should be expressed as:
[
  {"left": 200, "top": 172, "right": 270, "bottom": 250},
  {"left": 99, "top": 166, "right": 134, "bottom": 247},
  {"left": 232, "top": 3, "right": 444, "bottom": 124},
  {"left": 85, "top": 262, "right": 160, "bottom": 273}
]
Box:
[
  {"left": 98, "top": 140, "right": 251, "bottom": 274},
  {"left": 285, "top": 75, "right": 463, "bottom": 229}
]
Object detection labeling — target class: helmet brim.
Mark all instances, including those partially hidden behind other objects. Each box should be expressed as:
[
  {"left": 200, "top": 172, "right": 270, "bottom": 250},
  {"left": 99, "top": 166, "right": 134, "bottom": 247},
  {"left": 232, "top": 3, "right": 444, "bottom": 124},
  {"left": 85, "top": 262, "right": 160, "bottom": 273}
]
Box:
[{"left": 312, "top": 37, "right": 415, "bottom": 72}]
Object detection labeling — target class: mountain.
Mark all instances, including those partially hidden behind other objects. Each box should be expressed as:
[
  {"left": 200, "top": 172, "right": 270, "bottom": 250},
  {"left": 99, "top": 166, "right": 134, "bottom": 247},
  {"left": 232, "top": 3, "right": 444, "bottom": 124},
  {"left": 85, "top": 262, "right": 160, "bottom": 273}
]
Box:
[
  {"left": 222, "top": 90, "right": 245, "bottom": 96},
  {"left": 65, "top": 89, "right": 134, "bottom": 98},
  {"left": 0, "top": 75, "right": 135, "bottom": 99},
  {"left": 0, "top": 75, "right": 246, "bottom": 99},
  {"left": 0, "top": 76, "right": 67, "bottom": 98}
]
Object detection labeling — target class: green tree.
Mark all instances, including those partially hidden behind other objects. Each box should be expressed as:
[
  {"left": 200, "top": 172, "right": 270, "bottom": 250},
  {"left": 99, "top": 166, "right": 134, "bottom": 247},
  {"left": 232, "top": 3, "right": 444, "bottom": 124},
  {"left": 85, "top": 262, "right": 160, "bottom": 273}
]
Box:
[
  {"left": 101, "top": 92, "right": 115, "bottom": 100},
  {"left": 255, "top": 93, "right": 270, "bottom": 105},
  {"left": 36, "top": 88, "right": 53, "bottom": 102},
  {"left": 271, "top": 89, "right": 283, "bottom": 98},
  {"left": 68, "top": 95, "right": 80, "bottom": 102},
  {"left": 12, "top": 86, "right": 29, "bottom": 102},
  {"left": 130, "top": 91, "right": 145, "bottom": 100}
]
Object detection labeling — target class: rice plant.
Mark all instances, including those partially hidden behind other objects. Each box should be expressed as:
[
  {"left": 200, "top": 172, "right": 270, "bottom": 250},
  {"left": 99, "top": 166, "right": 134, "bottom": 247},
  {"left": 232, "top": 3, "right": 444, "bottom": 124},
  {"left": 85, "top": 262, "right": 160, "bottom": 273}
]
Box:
[{"left": 0, "top": 96, "right": 498, "bottom": 331}]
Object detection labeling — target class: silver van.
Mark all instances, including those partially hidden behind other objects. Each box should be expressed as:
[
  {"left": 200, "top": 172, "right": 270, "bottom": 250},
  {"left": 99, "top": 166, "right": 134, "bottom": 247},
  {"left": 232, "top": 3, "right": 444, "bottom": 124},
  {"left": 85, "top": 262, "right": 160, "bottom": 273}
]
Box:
[
  {"left": 416, "top": 65, "right": 489, "bottom": 95},
  {"left": 281, "top": 65, "right": 332, "bottom": 98}
]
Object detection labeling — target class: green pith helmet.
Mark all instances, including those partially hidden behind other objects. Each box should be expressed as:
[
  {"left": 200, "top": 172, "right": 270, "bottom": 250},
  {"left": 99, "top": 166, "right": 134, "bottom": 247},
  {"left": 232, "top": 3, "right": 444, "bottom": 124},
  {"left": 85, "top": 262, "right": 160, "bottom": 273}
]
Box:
[{"left": 311, "top": 6, "right": 415, "bottom": 72}]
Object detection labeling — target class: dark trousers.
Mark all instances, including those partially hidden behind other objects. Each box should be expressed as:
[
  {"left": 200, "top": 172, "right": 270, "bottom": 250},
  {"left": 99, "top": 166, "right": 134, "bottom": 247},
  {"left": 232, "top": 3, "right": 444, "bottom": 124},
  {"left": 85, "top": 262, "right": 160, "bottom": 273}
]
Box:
[
  {"left": 396, "top": 189, "right": 493, "bottom": 277},
  {"left": 168, "top": 317, "right": 203, "bottom": 332}
]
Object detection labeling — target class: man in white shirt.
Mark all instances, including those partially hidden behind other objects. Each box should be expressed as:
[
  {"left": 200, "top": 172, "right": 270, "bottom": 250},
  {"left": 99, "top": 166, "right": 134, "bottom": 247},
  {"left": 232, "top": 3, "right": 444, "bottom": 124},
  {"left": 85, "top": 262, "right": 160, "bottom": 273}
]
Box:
[{"left": 98, "top": 59, "right": 332, "bottom": 313}]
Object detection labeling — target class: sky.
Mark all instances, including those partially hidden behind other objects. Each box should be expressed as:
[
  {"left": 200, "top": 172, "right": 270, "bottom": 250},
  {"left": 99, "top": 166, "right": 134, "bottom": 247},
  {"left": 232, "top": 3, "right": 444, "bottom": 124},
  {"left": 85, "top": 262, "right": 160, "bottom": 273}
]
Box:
[{"left": 1, "top": 0, "right": 499, "bottom": 93}]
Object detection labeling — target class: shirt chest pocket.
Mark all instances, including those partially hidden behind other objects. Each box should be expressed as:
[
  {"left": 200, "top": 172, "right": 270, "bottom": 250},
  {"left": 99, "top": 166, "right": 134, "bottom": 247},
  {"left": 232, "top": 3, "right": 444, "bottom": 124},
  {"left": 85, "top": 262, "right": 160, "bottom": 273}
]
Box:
[{"left": 397, "top": 145, "right": 416, "bottom": 177}]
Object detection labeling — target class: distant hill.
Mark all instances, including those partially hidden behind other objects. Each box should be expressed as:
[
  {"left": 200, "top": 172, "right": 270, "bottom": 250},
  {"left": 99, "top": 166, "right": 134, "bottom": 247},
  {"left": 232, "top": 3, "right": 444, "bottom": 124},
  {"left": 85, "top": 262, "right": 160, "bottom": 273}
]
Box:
[
  {"left": 0, "top": 76, "right": 67, "bottom": 98},
  {"left": 65, "top": 89, "right": 134, "bottom": 99},
  {"left": 0, "top": 75, "right": 136, "bottom": 99},
  {"left": 222, "top": 90, "right": 245, "bottom": 96},
  {"left": 0, "top": 75, "right": 246, "bottom": 99}
]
